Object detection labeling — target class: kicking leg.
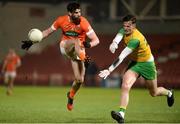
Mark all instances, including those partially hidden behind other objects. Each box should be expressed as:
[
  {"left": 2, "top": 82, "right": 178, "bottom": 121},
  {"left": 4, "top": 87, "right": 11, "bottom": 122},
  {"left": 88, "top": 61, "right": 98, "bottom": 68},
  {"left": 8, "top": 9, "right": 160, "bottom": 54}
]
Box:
[{"left": 145, "top": 79, "right": 174, "bottom": 107}]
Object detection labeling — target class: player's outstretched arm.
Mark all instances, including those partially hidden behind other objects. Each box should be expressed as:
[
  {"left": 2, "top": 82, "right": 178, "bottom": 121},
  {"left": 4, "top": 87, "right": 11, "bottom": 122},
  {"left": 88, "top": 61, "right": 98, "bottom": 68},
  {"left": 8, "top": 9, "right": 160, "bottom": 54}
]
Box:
[
  {"left": 21, "top": 27, "right": 54, "bottom": 50},
  {"left": 99, "top": 47, "right": 132, "bottom": 79},
  {"left": 42, "top": 27, "right": 55, "bottom": 39}
]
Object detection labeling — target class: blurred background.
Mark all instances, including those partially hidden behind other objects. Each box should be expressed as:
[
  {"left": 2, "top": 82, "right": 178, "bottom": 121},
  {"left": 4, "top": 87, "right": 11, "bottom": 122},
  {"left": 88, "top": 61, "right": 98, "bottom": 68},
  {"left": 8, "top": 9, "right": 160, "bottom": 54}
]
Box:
[{"left": 0, "top": 0, "right": 180, "bottom": 88}]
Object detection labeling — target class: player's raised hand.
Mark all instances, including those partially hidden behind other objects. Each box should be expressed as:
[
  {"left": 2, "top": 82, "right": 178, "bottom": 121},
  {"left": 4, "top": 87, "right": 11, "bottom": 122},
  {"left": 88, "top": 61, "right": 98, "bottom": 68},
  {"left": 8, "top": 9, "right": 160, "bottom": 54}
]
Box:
[
  {"left": 21, "top": 40, "right": 33, "bottom": 50},
  {"left": 109, "top": 42, "right": 118, "bottom": 53},
  {"left": 99, "top": 69, "right": 110, "bottom": 79}
]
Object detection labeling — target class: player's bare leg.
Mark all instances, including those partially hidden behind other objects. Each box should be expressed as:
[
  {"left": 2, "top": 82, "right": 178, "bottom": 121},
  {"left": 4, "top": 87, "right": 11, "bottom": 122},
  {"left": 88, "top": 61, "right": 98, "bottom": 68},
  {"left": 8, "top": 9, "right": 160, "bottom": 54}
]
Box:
[
  {"left": 111, "top": 70, "right": 138, "bottom": 123},
  {"left": 74, "top": 40, "right": 86, "bottom": 61},
  {"left": 145, "top": 79, "right": 174, "bottom": 107},
  {"left": 60, "top": 40, "right": 87, "bottom": 111},
  {"left": 6, "top": 77, "right": 14, "bottom": 95},
  {"left": 67, "top": 60, "right": 85, "bottom": 111}
]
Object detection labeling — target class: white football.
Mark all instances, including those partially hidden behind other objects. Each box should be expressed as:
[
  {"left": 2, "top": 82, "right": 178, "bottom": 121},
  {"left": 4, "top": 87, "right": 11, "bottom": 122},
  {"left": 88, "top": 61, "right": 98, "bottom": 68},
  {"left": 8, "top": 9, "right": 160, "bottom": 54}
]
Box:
[{"left": 28, "top": 28, "right": 43, "bottom": 42}]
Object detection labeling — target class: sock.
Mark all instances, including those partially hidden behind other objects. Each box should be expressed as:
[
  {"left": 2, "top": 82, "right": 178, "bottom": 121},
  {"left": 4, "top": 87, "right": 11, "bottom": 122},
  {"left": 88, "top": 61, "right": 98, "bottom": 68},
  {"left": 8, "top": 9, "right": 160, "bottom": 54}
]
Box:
[
  {"left": 69, "top": 89, "right": 75, "bottom": 98},
  {"left": 118, "top": 107, "right": 126, "bottom": 118},
  {"left": 69, "top": 81, "right": 82, "bottom": 98},
  {"left": 168, "top": 90, "right": 172, "bottom": 97}
]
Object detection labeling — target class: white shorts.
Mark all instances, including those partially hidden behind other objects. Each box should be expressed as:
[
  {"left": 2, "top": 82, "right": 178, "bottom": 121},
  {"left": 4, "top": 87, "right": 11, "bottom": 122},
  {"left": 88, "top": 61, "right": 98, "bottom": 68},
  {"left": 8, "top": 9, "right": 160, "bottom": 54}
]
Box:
[{"left": 5, "top": 71, "right": 16, "bottom": 79}]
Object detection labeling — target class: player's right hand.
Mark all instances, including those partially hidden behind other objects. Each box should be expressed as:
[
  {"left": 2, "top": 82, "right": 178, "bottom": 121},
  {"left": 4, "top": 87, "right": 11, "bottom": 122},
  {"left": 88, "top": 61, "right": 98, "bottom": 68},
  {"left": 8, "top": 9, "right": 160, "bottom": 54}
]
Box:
[
  {"left": 109, "top": 42, "right": 118, "bottom": 53},
  {"left": 99, "top": 69, "right": 110, "bottom": 79},
  {"left": 21, "top": 40, "right": 33, "bottom": 50}
]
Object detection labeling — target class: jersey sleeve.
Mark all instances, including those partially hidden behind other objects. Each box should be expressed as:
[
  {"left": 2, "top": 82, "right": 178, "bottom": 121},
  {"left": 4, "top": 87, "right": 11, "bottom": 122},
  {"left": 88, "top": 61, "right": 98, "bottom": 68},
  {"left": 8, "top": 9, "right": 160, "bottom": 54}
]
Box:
[
  {"left": 51, "top": 16, "right": 62, "bottom": 30},
  {"left": 127, "top": 39, "right": 140, "bottom": 50},
  {"left": 118, "top": 28, "right": 125, "bottom": 36},
  {"left": 81, "top": 17, "right": 93, "bottom": 35}
]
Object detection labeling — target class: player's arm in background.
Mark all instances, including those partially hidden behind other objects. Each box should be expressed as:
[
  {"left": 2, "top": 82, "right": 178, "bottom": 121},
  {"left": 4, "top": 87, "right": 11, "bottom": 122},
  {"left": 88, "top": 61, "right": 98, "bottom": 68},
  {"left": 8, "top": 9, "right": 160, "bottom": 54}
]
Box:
[
  {"left": 16, "top": 56, "right": 21, "bottom": 68},
  {"left": 109, "top": 28, "right": 124, "bottom": 53},
  {"left": 99, "top": 39, "right": 140, "bottom": 79}
]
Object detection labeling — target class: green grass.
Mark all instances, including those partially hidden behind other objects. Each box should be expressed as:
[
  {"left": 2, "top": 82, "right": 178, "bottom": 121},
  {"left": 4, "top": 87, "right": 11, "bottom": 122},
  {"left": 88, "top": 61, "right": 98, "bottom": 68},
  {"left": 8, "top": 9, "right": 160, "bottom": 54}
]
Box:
[{"left": 0, "top": 86, "right": 179, "bottom": 123}]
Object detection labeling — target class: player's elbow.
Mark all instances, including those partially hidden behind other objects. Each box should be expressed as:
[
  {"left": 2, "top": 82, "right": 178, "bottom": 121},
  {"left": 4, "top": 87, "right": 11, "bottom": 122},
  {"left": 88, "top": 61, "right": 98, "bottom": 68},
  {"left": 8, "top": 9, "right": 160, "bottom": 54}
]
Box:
[{"left": 91, "top": 38, "right": 99, "bottom": 47}]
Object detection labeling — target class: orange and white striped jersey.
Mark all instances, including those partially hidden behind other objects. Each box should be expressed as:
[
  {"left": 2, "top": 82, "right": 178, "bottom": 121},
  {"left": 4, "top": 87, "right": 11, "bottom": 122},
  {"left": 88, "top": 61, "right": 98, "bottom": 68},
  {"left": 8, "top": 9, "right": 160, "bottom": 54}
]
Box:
[{"left": 51, "top": 15, "right": 93, "bottom": 43}]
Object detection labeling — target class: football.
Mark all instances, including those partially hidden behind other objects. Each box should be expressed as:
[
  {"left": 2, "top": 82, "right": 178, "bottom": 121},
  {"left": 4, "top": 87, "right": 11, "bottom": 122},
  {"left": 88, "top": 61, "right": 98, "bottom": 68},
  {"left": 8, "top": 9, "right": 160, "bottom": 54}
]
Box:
[{"left": 28, "top": 28, "right": 43, "bottom": 42}]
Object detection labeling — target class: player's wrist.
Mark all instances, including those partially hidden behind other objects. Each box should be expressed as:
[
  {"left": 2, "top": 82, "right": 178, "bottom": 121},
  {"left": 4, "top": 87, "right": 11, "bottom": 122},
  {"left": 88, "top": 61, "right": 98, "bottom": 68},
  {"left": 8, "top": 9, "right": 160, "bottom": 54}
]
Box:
[
  {"left": 113, "top": 41, "right": 118, "bottom": 45},
  {"left": 108, "top": 66, "right": 114, "bottom": 73},
  {"left": 112, "top": 41, "right": 118, "bottom": 49}
]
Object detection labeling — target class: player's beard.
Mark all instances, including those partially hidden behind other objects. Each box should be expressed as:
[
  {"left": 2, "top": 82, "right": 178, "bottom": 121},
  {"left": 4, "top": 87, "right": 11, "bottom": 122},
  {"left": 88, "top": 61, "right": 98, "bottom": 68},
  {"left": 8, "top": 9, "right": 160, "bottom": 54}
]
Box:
[{"left": 71, "top": 16, "right": 81, "bottom": 25}]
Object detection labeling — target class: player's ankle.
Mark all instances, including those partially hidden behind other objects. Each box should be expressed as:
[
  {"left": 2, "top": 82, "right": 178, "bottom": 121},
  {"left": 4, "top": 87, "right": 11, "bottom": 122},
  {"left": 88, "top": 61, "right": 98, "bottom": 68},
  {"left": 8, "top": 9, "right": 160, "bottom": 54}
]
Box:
[
  {"left": 119, "top": 111, "right": 125, "bottom": 118},
  {"left": 118, "top": 107, "right": 126, "bottom": 118},
  {"left": 168, "top": 90, "right": 172, "bottom": 97}
]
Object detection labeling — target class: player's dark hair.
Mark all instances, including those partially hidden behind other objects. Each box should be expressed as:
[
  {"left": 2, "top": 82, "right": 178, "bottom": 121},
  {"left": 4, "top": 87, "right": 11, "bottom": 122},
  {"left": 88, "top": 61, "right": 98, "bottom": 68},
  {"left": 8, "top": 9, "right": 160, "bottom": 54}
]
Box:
[
  {"left": 67, "top": 2, "right": 80, "bottom": 13},
  {"left": 122, "top": 14, "right": 136, "bottom": 24}
]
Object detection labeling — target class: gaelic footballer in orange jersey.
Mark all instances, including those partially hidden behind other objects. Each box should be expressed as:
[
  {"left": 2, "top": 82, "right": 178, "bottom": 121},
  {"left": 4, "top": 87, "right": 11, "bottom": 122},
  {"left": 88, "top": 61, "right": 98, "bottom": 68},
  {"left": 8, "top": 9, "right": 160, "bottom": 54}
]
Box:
[
  {"left": 50, "top": 15, "right": 96, "bottom": 61},
  {"left": 44, "top": 3, "right": 99, "bottom": 111},
  {"left": 20, "top": 2, "right": 99, "bottom": 111},
  {"left": 2, "top": 49, "right": 21, "bottom": 95}
]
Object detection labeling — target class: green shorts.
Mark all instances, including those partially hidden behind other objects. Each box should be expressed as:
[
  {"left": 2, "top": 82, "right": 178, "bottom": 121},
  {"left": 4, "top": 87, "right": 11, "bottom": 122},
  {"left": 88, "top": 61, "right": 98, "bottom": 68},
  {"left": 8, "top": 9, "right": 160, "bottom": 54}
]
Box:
[{"left": 127, "top": 61, "right": 157, "bottom": 80}]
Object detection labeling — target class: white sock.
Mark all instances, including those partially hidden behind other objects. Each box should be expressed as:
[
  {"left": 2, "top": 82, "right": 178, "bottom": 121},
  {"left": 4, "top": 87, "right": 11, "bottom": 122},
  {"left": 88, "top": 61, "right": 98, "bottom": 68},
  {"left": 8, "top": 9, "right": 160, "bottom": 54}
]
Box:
[
  {"left": 168, "top": 90, "right": 172, "bottom": 97},
  {"left": 119, "top": 111, "right": 125, "bottom": 118}
]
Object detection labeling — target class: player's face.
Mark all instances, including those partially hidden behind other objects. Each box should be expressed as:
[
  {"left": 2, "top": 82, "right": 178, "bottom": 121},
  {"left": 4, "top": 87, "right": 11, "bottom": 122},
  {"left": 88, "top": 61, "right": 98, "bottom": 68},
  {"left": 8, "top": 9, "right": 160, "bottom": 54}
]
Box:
[
  {"left": 71, "top": 9, "right": 81, "bottom": 19},
  {"left": 123, "top": 21, "right": 135, "bottom": 35},
  {"left": 69, "top": 9, "right": 81, "bottom": 25}
]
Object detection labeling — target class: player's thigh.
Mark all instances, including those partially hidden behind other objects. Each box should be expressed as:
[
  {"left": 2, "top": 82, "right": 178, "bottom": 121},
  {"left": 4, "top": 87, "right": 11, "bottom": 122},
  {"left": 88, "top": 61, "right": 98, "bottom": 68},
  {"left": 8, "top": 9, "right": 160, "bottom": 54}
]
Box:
[
  {"left": 122, "top": 69, "right": 139, "bottom": 89},
  {"left": 4, "top": 72, "right": 16, "bottom": 83},
  {"left": 60, "top": 40, "right": 75, "bottom": 53},
  {"left": 60, "top": 40, "right": 77, "bottom": 60},
  {"left": 71, "top": 60, "right": 85, "bottom": 82},
  {"left": 74, "top": 40, "right": 85, "bottom": 55}
]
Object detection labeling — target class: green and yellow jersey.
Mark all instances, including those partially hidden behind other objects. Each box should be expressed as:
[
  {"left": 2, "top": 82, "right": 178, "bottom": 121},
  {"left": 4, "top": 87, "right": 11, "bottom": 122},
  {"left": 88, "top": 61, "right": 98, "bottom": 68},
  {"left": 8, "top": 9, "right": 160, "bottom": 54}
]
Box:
[{"left": 118, "top": 28, "right": 152, "bottom": 62}]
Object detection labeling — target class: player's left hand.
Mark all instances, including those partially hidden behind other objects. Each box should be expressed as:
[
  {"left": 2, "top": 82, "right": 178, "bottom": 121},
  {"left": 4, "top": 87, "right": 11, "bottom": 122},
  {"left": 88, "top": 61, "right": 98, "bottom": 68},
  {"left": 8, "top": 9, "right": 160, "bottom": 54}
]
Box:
[
  {"left": 83, "top": 41, "right": 91, "bottom": 48},
  {"left": 21, "top": 40, "right": 33, "bottom": 50},
  {"left": 99, "top": 69, "right": 110, "bottom": 79}
]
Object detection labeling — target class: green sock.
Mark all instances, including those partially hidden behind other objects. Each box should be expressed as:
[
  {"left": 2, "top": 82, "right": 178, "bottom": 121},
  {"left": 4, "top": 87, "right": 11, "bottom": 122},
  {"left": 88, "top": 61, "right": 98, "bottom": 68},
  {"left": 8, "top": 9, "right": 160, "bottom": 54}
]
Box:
[
  {"left": 118, "top": 107, "right": 126, "bottom": 118},
  {"left": 118, "top": 107, "right": 126, "bottom": 112}
]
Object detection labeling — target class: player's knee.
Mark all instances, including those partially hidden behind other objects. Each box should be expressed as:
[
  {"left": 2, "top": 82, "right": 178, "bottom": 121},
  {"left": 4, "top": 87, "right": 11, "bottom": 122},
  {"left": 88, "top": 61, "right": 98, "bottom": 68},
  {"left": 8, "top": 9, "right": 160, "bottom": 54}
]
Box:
[
  {"left": 149, "top": 90, "right": 157, "bottom": 97},
  {"left": 121, "top": 83, "right": 131, "bottom": 91}
]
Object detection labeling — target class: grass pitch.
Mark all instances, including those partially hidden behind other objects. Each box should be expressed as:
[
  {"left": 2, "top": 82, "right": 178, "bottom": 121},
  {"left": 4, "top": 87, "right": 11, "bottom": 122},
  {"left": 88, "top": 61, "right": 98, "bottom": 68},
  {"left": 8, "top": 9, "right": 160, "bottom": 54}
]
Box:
[{"left": 0, "top": 86, "right": 179, "bottom": 123}]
